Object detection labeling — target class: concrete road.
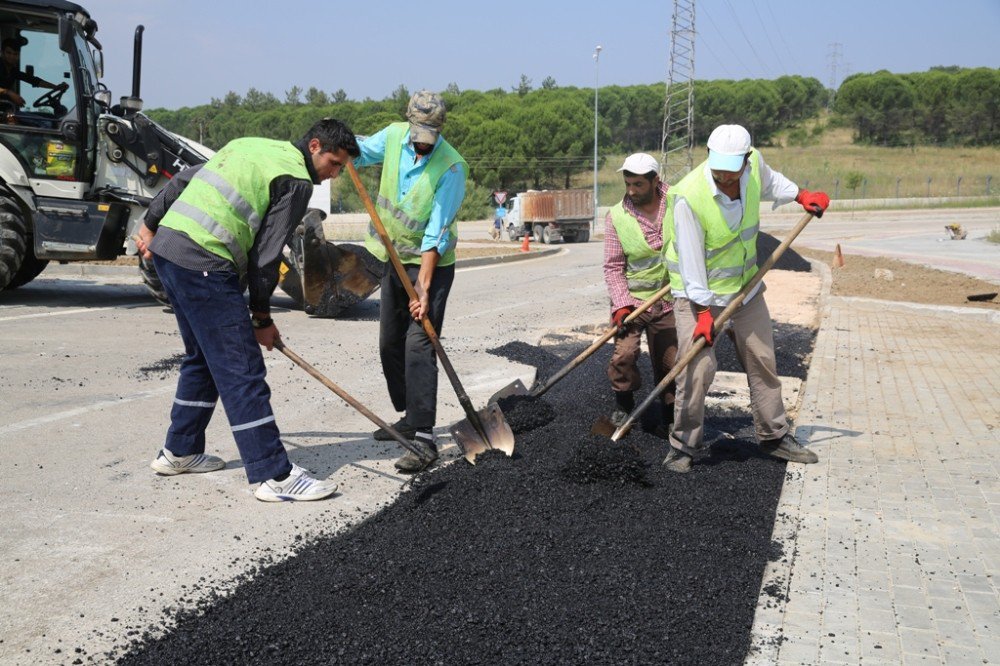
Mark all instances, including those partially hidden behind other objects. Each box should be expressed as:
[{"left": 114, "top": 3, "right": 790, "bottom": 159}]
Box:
[
  {"left": 759, "top": 205, "right": 1000, "bottom": 284},
  {"left": 1, "top": 205, "right": 996, "bottom": 663},
  {"left": 0, "top": 240, "right": 608, "bottom": 664}
]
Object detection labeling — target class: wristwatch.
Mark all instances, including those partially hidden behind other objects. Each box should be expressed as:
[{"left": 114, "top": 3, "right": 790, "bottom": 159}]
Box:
[{"left": 250, "top": 316, "right": 274, "bottom": 329}]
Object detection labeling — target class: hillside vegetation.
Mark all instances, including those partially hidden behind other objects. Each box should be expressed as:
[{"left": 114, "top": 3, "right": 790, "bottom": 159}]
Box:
[{"left": 148, "top": 67, "right": 999, "bottom": 218}]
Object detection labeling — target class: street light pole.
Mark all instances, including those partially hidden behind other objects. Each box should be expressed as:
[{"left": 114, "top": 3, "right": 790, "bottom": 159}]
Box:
[{"left": 592, "top": 45, "right": 602, "bottom": 234}]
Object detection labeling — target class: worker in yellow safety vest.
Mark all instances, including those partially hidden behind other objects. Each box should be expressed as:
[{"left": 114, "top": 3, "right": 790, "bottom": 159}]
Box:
[
  {"left": 354, "top": 90, "right": 468, "bottom": 473},
  {"left": 661, "top": 124, "right": 830, "bottom": 473},
  {"left": 603, "top": 153, "right": 677, "bottom": 436}
]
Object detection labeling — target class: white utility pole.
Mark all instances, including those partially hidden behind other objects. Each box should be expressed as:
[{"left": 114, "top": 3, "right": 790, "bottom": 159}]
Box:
[{"left": 592, "top": 44, "right": 602, "bottom": 233}]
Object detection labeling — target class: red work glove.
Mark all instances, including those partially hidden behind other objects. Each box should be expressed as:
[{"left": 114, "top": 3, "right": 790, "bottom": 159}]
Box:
[
  {"left": 612, "top": 306, "right": 635, "bottom": 331},
  {"left": 796, "top": 189, "right": 830, "bottom": 218},
  {"left": 692, "top": 308, "right": 714, "bottom": 346}
]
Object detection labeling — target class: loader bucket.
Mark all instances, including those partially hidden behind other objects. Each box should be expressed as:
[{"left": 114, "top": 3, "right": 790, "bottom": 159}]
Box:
[{"left": 279, "top": 210, "right": 384, "bottom": 318}]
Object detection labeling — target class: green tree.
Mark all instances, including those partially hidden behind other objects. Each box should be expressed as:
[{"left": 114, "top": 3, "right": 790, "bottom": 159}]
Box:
[{"left": 284, "top": 86, "right": 302, "bottom": 106}]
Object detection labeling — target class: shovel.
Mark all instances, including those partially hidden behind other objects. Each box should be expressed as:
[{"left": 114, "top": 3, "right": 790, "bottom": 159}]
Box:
[
  {"left": 345, "top": 161, "right": 515, "bottom": 464},
  {"left": 608, "top": 211, "right": 818, "bottom": 442},
  {"left": 274, "top": 341, "right": 435, "bottom": 464},
  {"left": 488, "top": 283, "right": 674, "bottom": 406}
]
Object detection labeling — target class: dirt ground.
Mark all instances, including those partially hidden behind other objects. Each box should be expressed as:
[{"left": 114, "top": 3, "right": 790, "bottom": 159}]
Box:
[{"left": 798, "top": 248, "right": 1000, "bottom": 311}]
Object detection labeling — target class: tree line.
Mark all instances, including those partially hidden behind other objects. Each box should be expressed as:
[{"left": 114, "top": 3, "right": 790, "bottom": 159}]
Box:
[
  {"left": 833, "top": 67, "right": 999, "bottom": 146},
  {"left": 146, "top": 68, "right": 997, "bottom": 218}
]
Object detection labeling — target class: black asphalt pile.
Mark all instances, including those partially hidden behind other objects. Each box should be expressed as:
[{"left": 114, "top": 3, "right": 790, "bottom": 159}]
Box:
[
  {"left": 108, "top": 292, "right": 816, "bottom": 666},
  {"left": 496, "top": 393, "right": 557, "bottom": 434}
]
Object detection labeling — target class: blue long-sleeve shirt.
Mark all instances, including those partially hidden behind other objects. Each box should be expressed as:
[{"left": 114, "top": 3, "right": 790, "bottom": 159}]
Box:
[{"left": 354, "top": 125, "right": 466, "bottom": 255}]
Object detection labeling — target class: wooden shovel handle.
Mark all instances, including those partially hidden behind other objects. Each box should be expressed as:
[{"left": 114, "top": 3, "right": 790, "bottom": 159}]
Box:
[
  {"left": 532, "top": 282, "right": 674, "bottom": 398},
  {"left": 274, "top": 341, "right": 432, "bottom": 461}
]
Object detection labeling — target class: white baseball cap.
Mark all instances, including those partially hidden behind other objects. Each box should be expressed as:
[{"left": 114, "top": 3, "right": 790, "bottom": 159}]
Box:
[
  {"left": 707, "top": 124, "right": 752, "bottom": 172},
  {"left": 617, "top": 153, "right": 659, "bottom": 176}
]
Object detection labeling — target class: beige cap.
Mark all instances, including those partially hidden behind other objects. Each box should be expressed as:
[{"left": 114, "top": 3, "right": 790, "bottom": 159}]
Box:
[{"left": 406, "top": 90, "right": 446, "bottom": 144}]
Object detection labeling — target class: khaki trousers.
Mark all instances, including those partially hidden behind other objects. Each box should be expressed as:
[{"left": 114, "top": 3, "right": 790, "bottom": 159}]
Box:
[
  {"left": 607, "top": 309, "right": 678, "bottom": 408},
  {"left": 668, "top": 293, "right": 789, "bottom": 454}
]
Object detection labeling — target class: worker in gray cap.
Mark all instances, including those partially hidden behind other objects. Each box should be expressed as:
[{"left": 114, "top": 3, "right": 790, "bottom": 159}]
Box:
[
  {"left": 354, "top": 90, "right": 468, "bottom": 473},
  {"left": 603, "top": 152, "right": 677, "bottom": 435}
]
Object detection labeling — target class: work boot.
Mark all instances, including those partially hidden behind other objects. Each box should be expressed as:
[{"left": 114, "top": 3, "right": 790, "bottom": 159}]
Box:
[
  {"left": 394, "top": 433, "right": 438, "bottom": 474},
  {"left": 759, "top": 433, "right": 819, "bottom": 464},
  {"left": 662, "top": 447, "right": 693, "bottom": 473},
  {"left": 373, "top": 417, "right": 416, "bottom": 441}
]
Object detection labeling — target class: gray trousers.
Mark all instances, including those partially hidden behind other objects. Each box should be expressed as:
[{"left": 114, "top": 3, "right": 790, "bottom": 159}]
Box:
[{"left": 668, "top": 293, "right": 789, "bottom": 455}]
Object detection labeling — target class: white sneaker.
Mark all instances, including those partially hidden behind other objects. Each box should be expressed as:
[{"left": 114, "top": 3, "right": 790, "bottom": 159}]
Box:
[
  {"left": 150, "top": 448, "right": 225, "bottom": 475},
  {"left": 254, "top": 464, "right": 338, "bottom": 502}
]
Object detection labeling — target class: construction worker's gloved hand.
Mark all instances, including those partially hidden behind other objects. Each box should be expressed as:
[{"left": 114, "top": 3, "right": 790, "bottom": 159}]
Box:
[
  {"left": 693, "top": 308, "right": 714, "bottom": 346},
  {"left": 612, "top": 306, "right": 635, "bottom": 331},
  {"left": 795, "top": 189, "right": 830, "bottom": 218}
]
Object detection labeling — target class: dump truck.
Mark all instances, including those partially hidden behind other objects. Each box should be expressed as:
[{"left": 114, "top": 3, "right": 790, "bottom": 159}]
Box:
[
  {"left": 0, "top": 0, "right": 378, "bottom": 317},
  {"left": 505, "top": 189, "right": 593, "bottom": 244}
]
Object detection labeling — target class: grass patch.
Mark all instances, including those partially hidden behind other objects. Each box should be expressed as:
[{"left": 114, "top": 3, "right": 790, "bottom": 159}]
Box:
[{"left": 582, "top": 126, "right": 1000, "bottom": 205}]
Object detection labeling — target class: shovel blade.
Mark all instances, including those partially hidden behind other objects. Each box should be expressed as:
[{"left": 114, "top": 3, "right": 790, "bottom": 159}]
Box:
[
  {"left": 591, "top": 415, "right": 634, "bottom": 439},
  {"left": 448, "top": 403, "right": 516, "bottom": 464},
  {"left": 487, "top": 378, "right": 529, "bottom": 406}
]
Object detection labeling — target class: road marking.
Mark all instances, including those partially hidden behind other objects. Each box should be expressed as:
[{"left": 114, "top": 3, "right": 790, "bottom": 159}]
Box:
[
  {"left": 0, "top": 385, "right": 175, "bottom": 435},
  {"left": 0, "top": 306, "right": 118, "bottom": 323}
]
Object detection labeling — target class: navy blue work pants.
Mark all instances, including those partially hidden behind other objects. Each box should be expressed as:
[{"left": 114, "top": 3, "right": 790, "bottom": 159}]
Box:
[{"left": 153, "top": 255, "right": 291, "bottom": 483}]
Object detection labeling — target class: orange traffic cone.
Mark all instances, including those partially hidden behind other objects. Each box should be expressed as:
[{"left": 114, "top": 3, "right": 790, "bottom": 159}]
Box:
[
  {"left": 521, "top": 231, "right": 531, "bottom": 253},
  {"left": 832, "top": 243, "right": 845, "bottom": 268}
]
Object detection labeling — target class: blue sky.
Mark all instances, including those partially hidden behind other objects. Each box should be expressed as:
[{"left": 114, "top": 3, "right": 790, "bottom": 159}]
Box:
[{"left": 82, "top": 0, "right": 999, "bottom": 110}]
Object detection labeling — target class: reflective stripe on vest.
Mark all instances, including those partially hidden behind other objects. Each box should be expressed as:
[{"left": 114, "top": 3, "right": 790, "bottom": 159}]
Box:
[
  {"left": 608, "top": 202, "right": 671, "bottom": 301},
  {"left": 159, "top": 138, "right": 310, "bottom": 275},
  {"left": 665, "top": 150, "right": 762, "bottom": 301},
  {"left": 364, "top": 122, "right": 467, "bottom": 266}
]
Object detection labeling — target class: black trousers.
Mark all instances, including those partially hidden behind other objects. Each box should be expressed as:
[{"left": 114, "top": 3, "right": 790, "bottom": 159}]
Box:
[{"left": 378, "top": 262, "right": 455, "bottom": 431}]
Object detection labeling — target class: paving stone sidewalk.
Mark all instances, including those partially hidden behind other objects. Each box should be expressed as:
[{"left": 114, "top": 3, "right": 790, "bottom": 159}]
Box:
[{"left": 749, "top": 294, "right": 1000, "bottom": 665}]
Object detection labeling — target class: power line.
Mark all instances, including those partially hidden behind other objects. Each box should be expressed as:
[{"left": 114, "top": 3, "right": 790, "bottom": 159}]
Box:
[
  {"left": 762, "top": 1, "right": 797, "bottom": 70},
  {"left": 748, "top": 0, "right": 790, "bottom": 75},
  {"left": 722, "top": 0, "right": 773, "bottom": 77},
  {"left": 700, "top": 4, "right": 754, "bottom": 78}
]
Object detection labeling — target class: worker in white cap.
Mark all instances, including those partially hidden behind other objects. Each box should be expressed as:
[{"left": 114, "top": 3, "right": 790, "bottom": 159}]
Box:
[
  {"left": 661, "top": 124, "right": 830, "bottom": 473},
  {"left": 603, "top": 152, "right": 677, "bottom": 434},
  {"left": 354, "top": 90, "right": 468, "bottom": 473}
]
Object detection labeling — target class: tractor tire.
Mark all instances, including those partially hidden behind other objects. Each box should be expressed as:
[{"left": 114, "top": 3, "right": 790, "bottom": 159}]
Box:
[
  {"left": 8, "top": 250, "right": 48, "bottom": 288},
  {"left": 0, "top": 193, "right": 29, "bottom": 292},
  {"left": 139, "top": 256, "right": 171, "bottom": 308}
]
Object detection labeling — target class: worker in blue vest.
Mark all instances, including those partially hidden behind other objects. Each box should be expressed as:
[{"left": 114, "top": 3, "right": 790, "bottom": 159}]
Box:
[
  {"left": 662, "top": 124, "right": 829, "bottom": 473},
  {"left": 135, "top": 119, "right": 360, "bottom": 501},
  {"left": 354, "top": 91, "right": 468, "bottom": 473}
]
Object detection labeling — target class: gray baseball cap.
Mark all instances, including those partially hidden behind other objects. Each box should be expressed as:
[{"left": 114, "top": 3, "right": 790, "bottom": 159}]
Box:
[{"left": 406, "top": 90, "right": 446, "bottom": 144}]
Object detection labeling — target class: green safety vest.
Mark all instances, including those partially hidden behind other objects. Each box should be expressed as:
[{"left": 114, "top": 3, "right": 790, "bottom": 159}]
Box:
[
  {"left": 364, "top": 122, "right": 468, "bottom": 266},
  {"left": 159, "top": 138, "right": 310, "bottom": 276},
  {"left": 665, "top": 149, "right": 762, "bottom": 301},
  {"left": 608, "top": 202, "right": 672, "bottom": 302}
]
